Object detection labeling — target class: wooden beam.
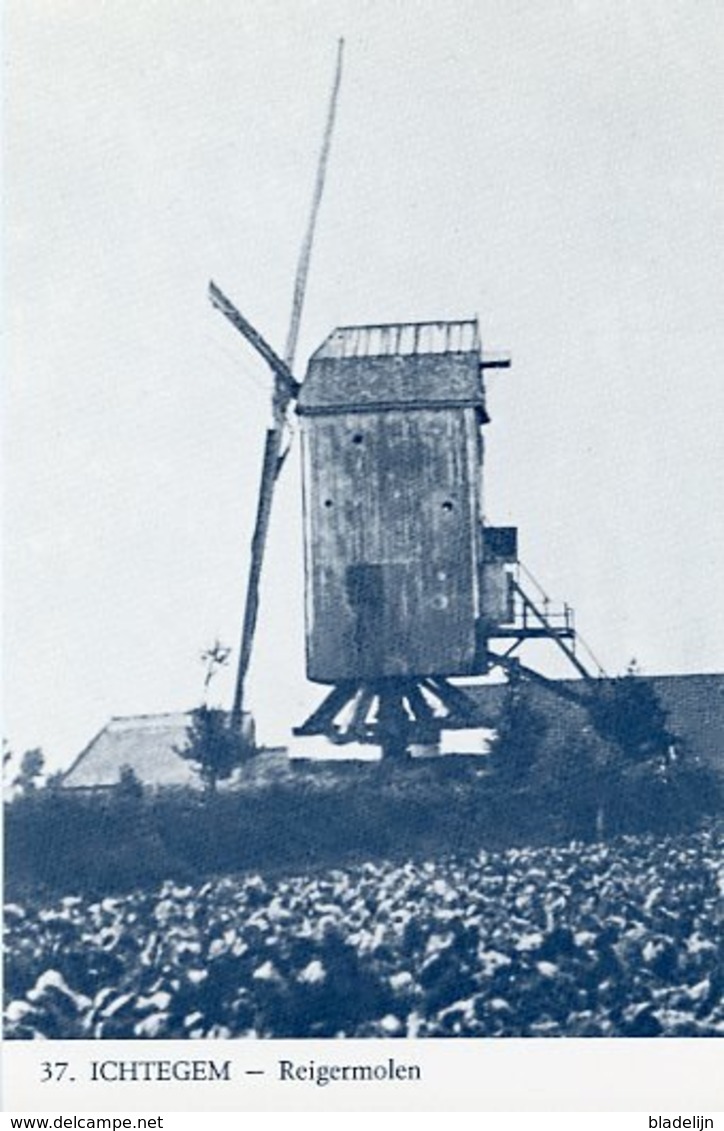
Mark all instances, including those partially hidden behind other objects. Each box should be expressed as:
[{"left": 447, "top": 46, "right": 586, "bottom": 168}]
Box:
[
  {"left": 292, "top": 682, "right": 359, "bottom": 737},
  {"left": 208, "top": 282, "right": 299, "bottom": 408}
]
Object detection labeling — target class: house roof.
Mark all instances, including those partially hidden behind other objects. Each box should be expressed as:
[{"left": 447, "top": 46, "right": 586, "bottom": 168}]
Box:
[
  {"left": 465, "top": 672, "right": 724, "bottom": 771},
  {"left": 62, "top": 713, "right": 200, "bottom": 789}
]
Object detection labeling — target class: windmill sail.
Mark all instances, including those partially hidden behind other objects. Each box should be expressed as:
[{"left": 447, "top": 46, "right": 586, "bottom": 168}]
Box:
[{"left": 210, "top": 40, "right": 344, "bottom": 729}]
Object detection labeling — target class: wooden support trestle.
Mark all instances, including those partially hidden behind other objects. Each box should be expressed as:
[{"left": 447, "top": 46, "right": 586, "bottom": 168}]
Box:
[{"left": 293, "top": 675, "right": 483, "bottom": 758}]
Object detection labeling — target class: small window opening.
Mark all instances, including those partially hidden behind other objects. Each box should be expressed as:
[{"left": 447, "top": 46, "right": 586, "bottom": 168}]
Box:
[
  {"left": 324, "top": 498, "right": 334, "bottom": 508},
  {"left": 352, "top": 433, "right": 364, "bottom": 444},
  {"left": 442, "top": 500, "right": 454, "bottom": 512}
]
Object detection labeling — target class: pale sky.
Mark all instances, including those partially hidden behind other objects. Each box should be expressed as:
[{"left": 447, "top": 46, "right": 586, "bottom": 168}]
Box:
[{"left": 5, "top": 0, "right": 724, "bottom": 771}]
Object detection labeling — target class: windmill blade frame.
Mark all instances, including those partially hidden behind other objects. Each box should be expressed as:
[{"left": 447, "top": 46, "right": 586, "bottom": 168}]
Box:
[{"left": 208, "top": 282, "right": 300, "bottom": 412}]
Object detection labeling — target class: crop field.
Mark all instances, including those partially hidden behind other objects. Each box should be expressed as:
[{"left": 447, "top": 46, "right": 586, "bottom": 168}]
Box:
[{"left": 4, "top": 824, "right": 723, "bottom": 1039}]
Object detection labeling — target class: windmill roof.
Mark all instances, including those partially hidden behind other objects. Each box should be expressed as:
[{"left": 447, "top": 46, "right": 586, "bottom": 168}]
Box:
[
  {"left": 312, "top": 320, "right": 481, "bottom": 361},
  {"left": 299, "top": 320, "right": 485, "bottom": 415}
]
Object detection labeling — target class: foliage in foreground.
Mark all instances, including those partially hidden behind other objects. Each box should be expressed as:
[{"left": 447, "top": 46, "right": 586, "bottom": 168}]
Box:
[
  {"left": 5, "top": 824, "right": 723, "bottom": 1039},
  {"left": 5, "top": 667, "right": 719, "bottom": 896}
]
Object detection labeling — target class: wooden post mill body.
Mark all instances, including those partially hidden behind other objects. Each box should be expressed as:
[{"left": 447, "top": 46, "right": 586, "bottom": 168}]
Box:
[{"left": 294, "top": 319, "right": 520, "bottom": 757}]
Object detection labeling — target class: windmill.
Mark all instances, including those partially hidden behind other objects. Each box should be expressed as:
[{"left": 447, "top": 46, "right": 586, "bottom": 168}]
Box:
[{"left": 210, "top": 42, "right": 602, "bottom": 760}]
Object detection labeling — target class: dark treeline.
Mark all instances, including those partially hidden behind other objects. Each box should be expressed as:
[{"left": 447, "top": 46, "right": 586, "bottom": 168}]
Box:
[
  {"left": 6, "top": 668, "right": 721, "bottom": 897},
  {"left": 5, "top": 752, "right": 720, "bottom": 898}
]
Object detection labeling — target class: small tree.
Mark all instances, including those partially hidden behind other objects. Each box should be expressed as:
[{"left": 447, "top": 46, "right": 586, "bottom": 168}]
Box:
[
  {"left": 582, "top": 661, "right": 721, "bottom": 834},
  {"left": 13, "top": 747, "right": 45, "bottom": 795},
  {"left": 116, "top": 764, "right": 144, "bottom": 803},
  {"left": 44, "top": 770, "right": 67, "bottom": 792},
  {"left": 200, "top": 639, "right": 232, "bottom": 702},
  {"left": 3, "top": 739, "right": 14, "bottom": 793},
  {"left": 175, "top": 705, "right": 248, "bottom": 794},
  {"left": 588, "top": 660, "right": 675, "bottom": 766},
  {"left": 489, "top": 676, "right": 548, "bottom": 781}
]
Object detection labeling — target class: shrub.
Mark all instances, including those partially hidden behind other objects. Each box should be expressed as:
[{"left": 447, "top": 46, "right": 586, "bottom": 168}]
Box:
[
  {"left": 488, "top": 679, "right": 548, "bottom": 781},
  {"left": 4, "top": 740, "right": 719, "bottom": 898},
  {"left": 174, "top": 706, "right": 251, "bottom": 794}
]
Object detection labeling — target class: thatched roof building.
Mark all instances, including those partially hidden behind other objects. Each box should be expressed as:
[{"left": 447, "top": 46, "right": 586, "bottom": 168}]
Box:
[{"left": 62, "top": 713, "right": 200, "bottom": 789}]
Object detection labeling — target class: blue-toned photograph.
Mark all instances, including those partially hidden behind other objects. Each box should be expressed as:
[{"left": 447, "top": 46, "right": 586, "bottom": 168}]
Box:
[{"left": 4, "top": 1, "right": 723, "bottom": 1042}]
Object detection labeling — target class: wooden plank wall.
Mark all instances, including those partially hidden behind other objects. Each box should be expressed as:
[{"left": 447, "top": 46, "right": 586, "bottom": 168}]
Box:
[{"left": 301, "top": 406, "right": 481, "bottom": 682}]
